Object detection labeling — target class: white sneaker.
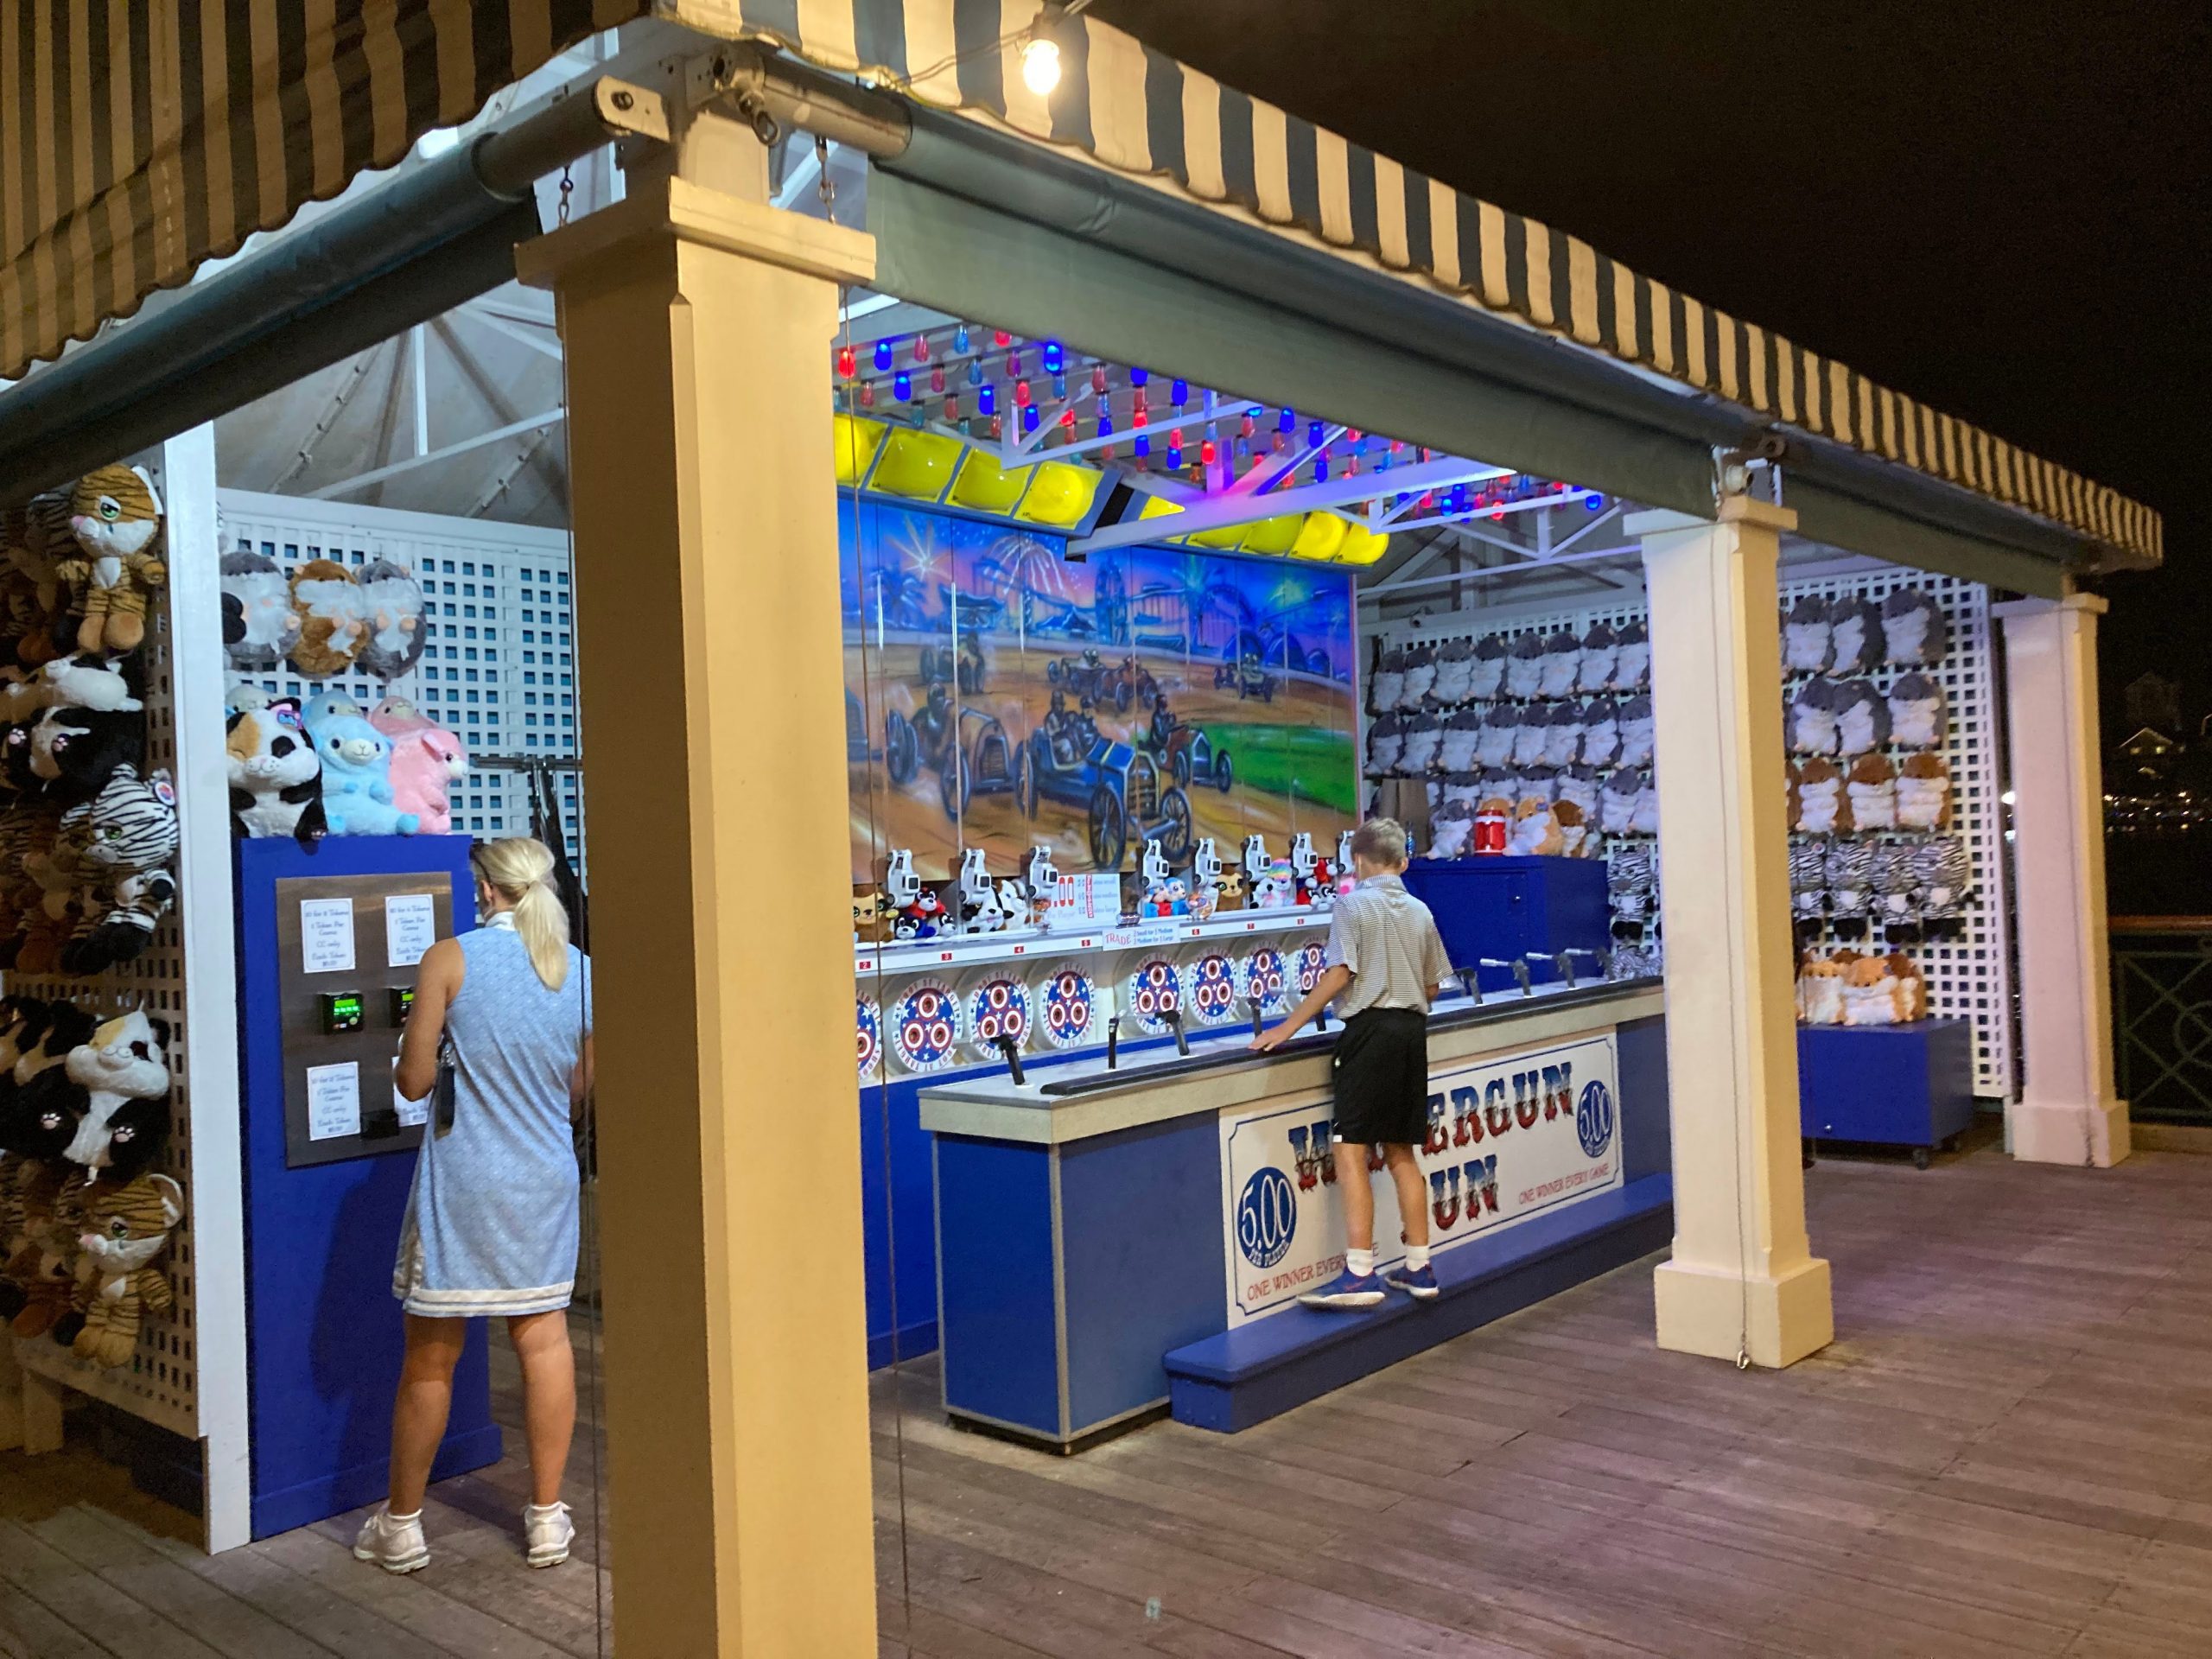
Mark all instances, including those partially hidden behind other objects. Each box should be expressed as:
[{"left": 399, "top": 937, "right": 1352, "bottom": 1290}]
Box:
[
  {"left": 524, "top": 1501, "right": 574, "bottom": 1568},
  {"left": 353, "top": 1504, "right": 429, "bottom": 1573}
]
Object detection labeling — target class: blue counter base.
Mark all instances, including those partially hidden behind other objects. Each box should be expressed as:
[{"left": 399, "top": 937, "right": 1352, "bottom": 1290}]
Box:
[
  {"left": 1164, "top": 1174, "right": 1673, "bottom": 1433},
  {"left": 251, "top": 1424, "right": 506, "bottom": 1541}
]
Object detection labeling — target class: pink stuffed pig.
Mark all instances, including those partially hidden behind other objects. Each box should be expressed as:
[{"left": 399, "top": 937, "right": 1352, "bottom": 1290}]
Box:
[{"left": 370, "top": 696, "right": 468, "bottom": 836}]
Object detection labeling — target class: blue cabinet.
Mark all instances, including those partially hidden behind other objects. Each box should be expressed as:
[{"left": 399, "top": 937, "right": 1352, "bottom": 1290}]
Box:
[
  {"left": 1402, "top": 856, "right": 1611, "bottom": 995},
  {"left": 1797, "top": 1020, "right": 1976, "bottom": 1166}
]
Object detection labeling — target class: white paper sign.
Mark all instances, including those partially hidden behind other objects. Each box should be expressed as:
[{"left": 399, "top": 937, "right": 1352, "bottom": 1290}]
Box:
[
  {"left": 394, "top": 1083, "right": 429, "bottom": 1129},
  {"left": 305, "top": 1061, "right": 363, "bottom": 1141},
  {"left": 299, "top": 898, "right": 357, "bottom": 975},
  {"left": 1050, "top": 872, "right": 1122, "bottom": 927},
  {"left": 1217, "top": 1033, "right": 1623, "bottom": 1325},
  {"left": 385, "top": 893, "right": 437, "bottom": 969}
]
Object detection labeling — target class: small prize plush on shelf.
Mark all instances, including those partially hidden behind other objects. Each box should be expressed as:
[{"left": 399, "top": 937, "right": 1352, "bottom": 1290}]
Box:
[
  {"left": 1578, "top": 621, "right": 1619, "bottom": 694},
  {"left": 289, "top": 559, "right": 366, "bottom": 679},
  {"left": 1538, "top": 629, "right": 1583, "bottom": 698},
  {"left": 1794, "top": 757, "right": 1848, "bottom": 835},
  {"left": 1554, "top": 798, "right": 1592, "bottom": 856},
  {"left": 1846, "top": 753, "right": 1897, "bottom": 832},
  {"left": 1841, "top": 955, "right": 1901, "bottom": 1027},
  {"left": 62, "top": 1168, "right": 182, "bottom": 1368},
  {"left": 1252, "top": 858, "right": 1298, "bottom": 911},
  {"left": 1887, "top": 951, "right": 1928, "bottom": 1021},
  {"left": 55, "top": 466, "right": 166, "bottom": 656},
  {"left": 61, "top": 1008, "right": 172, "bottom": 1176},
  {"left": 850, "top": 887, "right": 887, "bottom": 944},
  {"left": 1474, "top": 702, "right": 1516, "bottom": 769},
  {"left": 898, "top": 887, "right": 948, "bottom": 940},
  {"left": 1399, "top": 709, "right": 1442, "bottom": 773},
  {"left": 1796, "top": 955, "right": 1847, "bottom": 1026},
  {"left": 1825, "top": 842, "right": 1875, "bottom": 920},
  {"left": 1612, "top": 620, "right": 1651, "bottom": 691},
  {"left": 1789, "top": 842, "right": 1828, "bottom": 924},
  {"left": 354, "top": 558, "right": 430, "bottom": 679},
  {"left": 1788, "top": 676, "right": 1840, "bottom": 755},
  {"left": 59, "top": 766, "right": 180, "bottom": 974},
  {"left": 1580, "top": 696, "right": 1621, "bottom": 767},
  {"left": 226, "top": 697, "right": 327, "bottom": 846},
  {"left": 1834, "top": 679, "right": 1891, "bottom": 756},
  {"left": 1882, "top": 588, "right": 1948, "bottom": 665},
  {"left": 1783, "top": 594, "right": 1833, "bottom": 675},
  {"left": 1364, "top": 710, "right": 1405, "bottom": 776},
  {"left": 28, "top": 701, "right": 147, "bottom": 805},
  {"left": 1896, "top": 753, "right": 1951, "bottom": 830},
  {"left": 1398, "top": 642, "right": 1437, "bottom": 709},
  {"left": 1368, "top": 646, "right": 1406, "bottom": 714},
  {"left": 1827, "top": 596, "right": 1885, "bottom": 677},
  {"left": 1507, "top": 797, "right": 1565, "bottom": 856},
  {"left": 1542, "top": 702, "right": 1586, "bottom": 768},
  {"left": 1428, "top": 798, "right": 1475, "bottom": 858},
  {"left": 1433, "top": 636, "right": 1477, "bottom": 704},
  {"left": 1510, "top": 705, "right": 1549, "bottom": 767},
  {"left": 1911, "top": 838, "right": 1972, "bottom": 921},
  {"left": 1439, "top": 707, "right": 1483, "bottom": 772},
  {"left": 371, "top": 696, "right": 467, "bottom": 835},
  {"left": 313, "top": 714, "right": 421, "bottom": 836},
  {"left": 1468, "top": 633, "right": 1508, "bottom": 700},
  {"left": 1617, "top": 694, "right": 1656, "bottom": 768},
  {"left": 1556, "top": 765, "right": 1601, "bottom": 829},
  {"left": 1888, "top": 671, "right": 1946, "bottom": 749},
  {"left": 1599, "top": 767, "right": 1642, "bottom": 836},
  {"left": 1504, "top": 632, "right": 1547, "bottom": 699},
  {"left": 219, "top": 546, "right": 302, "bottom": 672}
]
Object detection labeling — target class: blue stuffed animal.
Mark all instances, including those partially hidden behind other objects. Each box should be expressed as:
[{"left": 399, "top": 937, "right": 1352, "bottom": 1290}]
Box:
[{"left": 313, "top": 712, "right": 420, "bottom": 836}]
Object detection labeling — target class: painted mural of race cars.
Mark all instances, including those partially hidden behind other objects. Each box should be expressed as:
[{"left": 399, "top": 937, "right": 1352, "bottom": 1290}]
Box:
[
  {"left": 1046, "top": 649, "right": 1159, "bottom": 714},
  {"left": 880, "top": 682, "right": 1016, "bottom": 820},
  {"left": 1016, "top": 730, "right": 1193, "bottom": 871},
  {"left": 1213, "top": 652, "right": 1280, "bottom": 702}
]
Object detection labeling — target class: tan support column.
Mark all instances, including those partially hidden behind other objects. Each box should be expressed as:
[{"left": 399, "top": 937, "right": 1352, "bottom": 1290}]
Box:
[
  {"left": 1629, "top": 499, "right": 1834, "bottom": 1369},
  {"left": 518, "top": 172, "right": 877, "bottom": 1655},
  {"left": 1994, "top": 594, "right": 2127, "bottom": 1166}
]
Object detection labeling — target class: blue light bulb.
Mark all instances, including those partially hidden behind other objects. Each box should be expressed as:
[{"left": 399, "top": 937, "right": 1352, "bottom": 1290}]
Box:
[
  {"left": 1171, "top": 378, "right": 1189, "bottom": 405},
  {"left": 1311, "top": 456, "right": 1328, "bottom": 483},
  {"left": 1022, "top": 404, "right": 1039, "bottom": 434},
  {"left": 979, "top": 384, "right": 997, "bottom": 416},
  {"left": 1043, "top": 340, "right": 1065, "bottom": 373},
  {"left": 1307, "top": 419, "right": 1325, "bottom": 448},
  {"left": 1129, "top": 366, "right": 1149, "bottom": 387},
  {"left": 1096, "top": 413, "right": 1114, "bottom": 438},
  {"left": 873, "top": 340, "right": 893, "bottom": 372},
  {"left": 893, "top": 371, "right": 912, "bottom": 402},
  {"left": 954, "top": 326, "right": 971, "bottom": 354},
  {"left": 1279, "top": 407, "right": 1295, "bottom": 434},
  {"left": 1135, "top": 434, "right": 1151, "bottom": 459},
  {"left": 1052, "top": 372, "right": 1068, "bottom": 399},
  {"left": 1586, "top": 493, "right": 1604, "bottom": 511},
  {"left": 1450, "top": 485, "right": 1469, "bottom": 513},
  {"left": 967, "top": 359, "right": 984, "bottom": 388}
]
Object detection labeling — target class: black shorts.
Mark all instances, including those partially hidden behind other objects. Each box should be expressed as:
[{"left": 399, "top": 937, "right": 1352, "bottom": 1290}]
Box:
[{"left": 1330, "top": 1007, "right": 1430, "bottom": 1147}]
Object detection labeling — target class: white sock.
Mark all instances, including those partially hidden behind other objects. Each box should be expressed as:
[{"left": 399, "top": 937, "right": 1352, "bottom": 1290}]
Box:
[
  {"left": 525, "top": 1502, "right": 565, "bottom": 1520},
  {"left": 1405, "top": 1244, "right": 1431, "bottom": 1271},
  {"left": 385, "top": 1507, "right": 422, "bottom": 1524},
  {"left": 1346, "top": 1248, "right": 1375, "bottom": 1279}
]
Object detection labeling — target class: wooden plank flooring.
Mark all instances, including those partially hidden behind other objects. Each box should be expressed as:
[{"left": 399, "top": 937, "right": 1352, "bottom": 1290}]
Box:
[{"left": 12, "top": 1135, "right": 2212, "bottom": 1655}]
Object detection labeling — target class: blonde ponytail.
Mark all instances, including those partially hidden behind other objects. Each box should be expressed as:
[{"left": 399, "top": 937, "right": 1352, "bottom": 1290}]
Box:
[{"left": 473, "top": 837, "right": 571, "bottom": 989}]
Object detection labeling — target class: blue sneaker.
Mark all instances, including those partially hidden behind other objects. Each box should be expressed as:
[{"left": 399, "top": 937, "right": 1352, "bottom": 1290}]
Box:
[
  {"left": 1300, "top": 1269, "right": 1387, "bottom": 1310},
  {"left": 1385, "top": 1263, "right": 1440, "bottom": 1301}
]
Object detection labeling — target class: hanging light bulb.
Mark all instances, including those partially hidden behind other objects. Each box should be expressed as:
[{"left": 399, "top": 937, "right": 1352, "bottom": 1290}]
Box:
[
  {"left": 1134, "top": 433, "right": 1151, "bottom": 462},
  {"left": 1021, "top": 31, "right": 1062, "bottom": 97},
  {"left": 1129, "top": 366, "right": 1149, "bottom": 388},
  {"left": 858, "top": 383, "right": 876, "bottom": 408},
  {"left": 1272, "top": 432, "right": 1287, "bottom": 454},
  {"left": 836, "top": 345, "right": 856, "bottom": 378},
  {"left": 1132, "top": 385, "right": 1148, "bottom": 415},
  {"left": 988, "top": 414, "right": 1003, "bottom": 440},
  {"left": 979, "top": 383, "right": 997, "bottom": 416},
  {"left": 1279, "top": 406, "right": 1296, "bottom": 434},
  {"left": 953, "top": 325, "right": 972, "bottom": 355},
  {"left": 1091, "top": 364, "right": 1109, "bottom": 395},
  {"left": 1014, "top": 379, "right": 1033, "bottom": 408},
  {"left": 1007, "top": 349, "right": 1023, "bottom": 378},
  {"left": 1022, "top": 404, "right": 1040, "bottom": 435},
  {"left": 1419, "top": 492, "right": 1435, "bottom": 511},
  {"left": 1235, "top": 435, "right": 1252, "bottom": 464},
  {"left": 1131, "top": 407, "right": 1149, "bottom": 429},
  {"left": 1200, "top": 436, "right": 1217, "bottom": 467},
  {"left": 945, "top": 397, "right": 962, "bottom": 423},
  {"left": 1586, "top": 493, "right": 1605, "bottom": 511},
  {"left": 1096, "top": 411, "right": 1115, "bottom": 439},
  {"left": 967, "top": 359, "right": 984, "bottom": 389},
  {"left": 879, "top": 339, "right": 900, "bottom": 372},
  {"left": 1166, "top": 437, "right": 1184, "bottom": 469},
  {"left": 1307, "top": 419, "right": 1325, "bottom": 448},
  {"left": 893, "top": 370, "right": 912, "bottom": 403},
  {"left": 993, "top": 329, "right": 1012, "bottom": 348},
  {"left": 1449, "top": 485, "right": 1468, "bottom": 513},
  {"left": 1240, "top": 413, "right": 1256, "bottom": 440},
  {"left": 1311, "top": 455, "right": 1328, "bottom": 483},
  {"left": 1060, "top": 407, "right": 1077, "bottom": 430},
  {"left": 1052, "top": 372, "right": 1068, "bottom": 400},
  {"left": 1171, "top": 378, "right": 1189, "bottom": 406},
  {"left": 931, "top": 365, "right": 946, "bottom": 395},
  {"left": 1042, "top": 340, "right": 1065, "bottom": 374},
  {"left": 913, "top": 334, "right": 931, "bottom": 363}
]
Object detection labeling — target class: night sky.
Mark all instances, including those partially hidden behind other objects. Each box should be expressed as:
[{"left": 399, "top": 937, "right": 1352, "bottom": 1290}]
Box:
[{"left": 1090, "top": 0, "right": 2209, "bottom": 737}]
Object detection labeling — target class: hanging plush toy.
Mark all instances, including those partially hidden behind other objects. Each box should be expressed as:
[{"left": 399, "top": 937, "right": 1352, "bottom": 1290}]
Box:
[
  {"left": 1616, "top": 695, "right": 1656, "bottom": 769},
  {"left": 1628, "top": 770, "right": 1661, "bottom": 836},
  {"left": 3, "top": 1160, "right": 80, "bottom": 1335},
  {"left": 1911, "top": 838, "right": 1972, "bottom": 922},
  {"left": 36, "top": 652, "right": 142, "bottom": 715},
  {"left": 1438, "top": 708, "right": 1483, "bottom": 773},
  {"left": 1432, "top": 636, "right": 1477, "bottom": 704},
  {"left": 1611, "top": 620, "right": 1651, "bottom": 691},
  {"left": 1826, "top": 597, "right": 1885, "bottom": 677},
  {"left": 1789, "top": 842, "right": 1829, "bottom": 925},
  {"left": 1577, "top": 622, "right": 1620, "bottom": 695},
  {"left": 289, "top": 559, "right": 367, "bottom": 680},
  {"left": 1782, "top": 594, "right": 1833, "bottom": 675},
  {"left": 1504, "top": 632, "right": 1547, "bottom": 700},
  {"left": 1872, "top": 844, "right": 1920, "bottom": 928},
  {"left": 1364, "top": 712, "right": 1405, "bottom": 777},
  {"left": 1787, "top": 677, "right": 1840, "bottom": 756},
  {"left": 1846, "top": 753, "right": 1898, "bottom": 833},
  {"left": 226, "top": 698, "right": 327, "bottom": 846},
  {"left": 1580, "top": 697, "right": 1621, "bottom": 768},
  {"left": 1897, "top": 753, "right": 1952, "bottom": 830},
  {"left": 1794, "top": 757, "right": 1849, "bottom": 835},
  {"left": 60, "top": 1008, "right": 171, "bottom": 1178},
  {"left": 1537, "top": 630, "right": 1583, "bottom": 698},
  {"left": 1474, "top": 702, "right": 1517, "bottom": 769},
  {"left": 28, "top": 702, "right": 146, "bottom": 806},
  {"left": 1888, "top": 671, "right": 1946, "bottom": 749},
  {"left": 1510, "top": 705, "right": 1550, "bottom": 768},
  {"left": 1398, "top": 710, "right": 1442, "bottom": 774},
  {"left": 1606, "top": 843, "right": 1657, "bottom": 922},
  {"left": 1825, "top": 842, "right": 1876, "bottom": 921},
  {"left": 314, "top": 713, "right": 421, "bottom": 836},
  {"left": 1468, "top": 634, "right": 1508, "bottom": 701},
  {"left": 1542, "top": 702, "right": 1586, "bottom": 769},
  {"left": 55, "top": 466, "right": 167, "bottom": 657},
  {"left": 1882, "top": 588, "right": 1948, "bottom": 666},
  {"left": 354, "top": 558, "right": 430, "bottom": 680},
  {"left": 15, "top": 811, "right": 92, "bottom": 975},
  {"left": 62, "top": 1168, "right": 183, "bottom": 1368},
  {"left": 1368, "top": 647, "right": 1406, "bottom": 715},
  {"left": 58, "top": 767, "right": 180, "bottom": 974},
  {"left": 1397, "top": 642, "right": 1438, "bottom": 709},
  {"left": 372, "top": 696, "right": 468, "bottom": 835},
  {"left": 1834, "top": 679, "right": 1891, "bottom": 756},
  {"left": 1599, "top": 767, "right": 1642, "bottom": 836},
  {"left": 9, "top": 493, "right": 76, "bottom": 666},
  {"left": 219, "top": 547, "right": 302, "bottom": 672}
]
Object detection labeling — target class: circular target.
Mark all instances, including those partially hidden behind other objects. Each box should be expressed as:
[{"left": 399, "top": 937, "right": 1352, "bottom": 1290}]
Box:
[
  {"left": 1186, "top": 951, "right": 1240, "bottom": 1026},
  {"left": 1239, "top": 946, "right": 1289, "bottom": 1015},
  {"left": 1292, "top": 940, "right": 1329, "bottom": 996},
  {"left": 856, "top": 996, "right": 882, "bottom": 1080},
  {"left": 1124, "top": 957, "right": 1183, "bottom": 1037},
  {"left": 965, "top": 975, "right": 1033, "bottom": 1058},
  {"left": 1038, "top": 967, "right": 1096, "bottom": 1050},
  {"left": 889, "top": 979, "right": 964, "bottom": 1073}
]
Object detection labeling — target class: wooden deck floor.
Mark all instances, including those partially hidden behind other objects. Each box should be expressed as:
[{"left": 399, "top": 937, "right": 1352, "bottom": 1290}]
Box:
[{"left": 12, "top": 1136, "right": 2212, "bottom": 1656}]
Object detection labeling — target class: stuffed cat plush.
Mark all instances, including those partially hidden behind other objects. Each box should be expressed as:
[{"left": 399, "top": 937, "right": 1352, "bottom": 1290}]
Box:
[
  {"left": 355, "top": 558, "right": 429, "bottom": 680},
  {"left": 9, "top": 492, "right": 77, "bottom": 666},
  {"left": 289, "top": 559, "right": 366, "bottom": 679},
  {"left": 315, "top": 714, "right": 421, "bottom": 836},
  {"left": 64, "top": 1168, "right": 183, "bottom": 1368},
  {"left": 28, "top": 702, "right": 146, "bottom": 805},
  {"left": 219, "top": 547, "right": 301, "bottom": 671},
  {"left": 55, "top": 466, "right": 167, "bottom": 657},
  {"left": 37, "top": 652, "right": 142, "bottom": 714},
  {"left": 372, "top": 697, "right": 467, "bottom": 835},
  {"left": 59, "top": 766, "right": 180, "bottom": 974},
  {"left": 226, "top": 699, "right": 327, "bottom": 846},
  {"left": 60, "top": 1008, "right": 171, "bottom": 1178}
]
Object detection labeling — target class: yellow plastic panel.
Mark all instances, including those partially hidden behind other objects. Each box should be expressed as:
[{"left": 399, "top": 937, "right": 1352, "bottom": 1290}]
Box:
[
  {"left": 1337, "top": 523, "right": 1390, "bottom": 565},
  {"left": 1138, "top": 493, "right": 1184, "bottom": 519},
  {"left": 947, "top": 450, "right": 1030, "bottom": 513},
  {"left": 1187, "top": 519, "right": 1247, "bottom": 549},
  {"left": 872, "top": 427, "right": 963, "bottom": 499},
  {"left": 1239, "top": 513, "right": 1303, "bottom": 556},
  {"left": 1290, "top": 512, "right": 1349, "bottom": 562},
  {"left": 831, "top": 415, "right": 887, "bottom": 486},
  {"left": 1013, "top": 461, "right": 1103, "bottom": 528}
]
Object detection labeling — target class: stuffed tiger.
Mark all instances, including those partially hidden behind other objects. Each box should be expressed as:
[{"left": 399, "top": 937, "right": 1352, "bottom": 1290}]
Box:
[
  {"left": 3, "top": 1158, "right": 81, "bottom": 1336},
  {"left": 10, "top": 492, "right": 76, "bottom": 666},
  {"left": 55, "top": 465, "right": 166, "bottom": 657},
  {"left": 59, "top": 766, "right": 179, "bottom": 975},
  {"left": 62, "top": 1167, "right": 182, "bottom": 1367}
]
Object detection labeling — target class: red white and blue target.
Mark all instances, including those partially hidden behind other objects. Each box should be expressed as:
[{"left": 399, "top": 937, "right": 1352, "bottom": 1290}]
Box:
[
  {"left": 1294, "top": 941, "right": 1329, "bottom": 995},
  {"left": 856, "top": 997, "right": 881, "bottom": 1079},
  {"left": 965, "top": 976, "right": 1033, "bottom": 1058},
  {"left": 1039, "top": 968, "right": 1096, "bottom": 1050},
  {"left": 890, "top": 980, "right": 963, "bottom": 1072},
  {"left": 1125, "top": 957, "right": 1183, "bottom": 1036},
  {"left": 1239, "top": 946, "right": 1288, "bottom": 1014},
  {"left": 1188, "top": 952, "right": 1239, "bottom": 1025}
]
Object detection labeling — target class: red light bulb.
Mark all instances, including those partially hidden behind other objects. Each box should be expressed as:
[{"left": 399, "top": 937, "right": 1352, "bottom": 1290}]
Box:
[
  {"left": 836, "top": 346, "right": 856, "bottom": 378},
  {"left": 1200, "top": 438, "right": 1217, "bottom": 466},
  {"left": 930, "top": 366, "right": 946, "bottom": 395},
  {"left": 1060, "top": 407, "right": 1077, "bottom": 429},
  {"left": 993, "top": 329, "right": 1012, "bottom": 348},
  {"left": 913, "top": 335, "right": 931, "bottom": 363},
  {"left": 1131, "top": 408, "right": 1148, "bottom": 429},
  {"left": 1091, "top": 365, "right": 1109, "bottom": 395},
  {"left": 857, "top": 384, "right": 875, "bottom": 408},
  {"left": 1014, "top": 379, "right": 1032, "bottom": 408}
]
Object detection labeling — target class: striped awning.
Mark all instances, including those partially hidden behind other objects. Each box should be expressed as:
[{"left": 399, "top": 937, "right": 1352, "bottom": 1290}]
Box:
[{"left": 1, "top": 0, "right": 2161, "bottom": 567}]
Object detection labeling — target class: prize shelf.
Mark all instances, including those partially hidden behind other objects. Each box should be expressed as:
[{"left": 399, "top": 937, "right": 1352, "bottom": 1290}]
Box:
[{"left": 854, "top": 906, "right": 1332, "bottom": 978}]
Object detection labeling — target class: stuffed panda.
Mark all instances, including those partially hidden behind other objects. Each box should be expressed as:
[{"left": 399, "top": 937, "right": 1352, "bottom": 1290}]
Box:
[
  {"left": 1504, "top": 632, "right": 1547, "bottom": 700},
  {"left": 219, "top": 548, "right": 302, "bottom": 673},
  {"left": 1468, "top": 634, "right": 1509, "bottom": 701},
  {"left": 60, "top": 1009, "right": 170, "bottom": 1177},
  {"left": 1611, "top": 620, "right": 1650, "bottom": 691},
  {"left": 226, "top": 699, "right": 327, "bottom": 847},
  {"left": 355, "top": 558, "right": 429, "bottom": 680},
  {"left": 1882, "top": 588, "right": 1948, "bottom": 666},
  {"left": 1537, "top": 629, "right": 1583, "bottom": 698},
  {"left": 1474, "top": 702, "right": 1517, "bottom": 769},
  {"left": 1782, "top": 595, "right": 1833, "bottom": 675},
  {"left": 1368, "top": 647, "right": 1406, "bottom": 715},
  {"left": 1889, "top": 671, "right": 1946, "bottom": 750},
  {"left": 315, "top": 714, "right": 421, "bottom": 836}
]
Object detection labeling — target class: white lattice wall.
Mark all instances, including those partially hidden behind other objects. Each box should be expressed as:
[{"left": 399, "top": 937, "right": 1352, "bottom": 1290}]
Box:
[{"left": 1370, "top": 568, "right": 2016, "bottom": 1098}]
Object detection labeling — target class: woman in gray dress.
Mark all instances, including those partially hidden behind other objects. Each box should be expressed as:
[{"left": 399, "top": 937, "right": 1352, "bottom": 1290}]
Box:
[{"left": 356, "top": 838, "right": 594, "bottom": 1575}]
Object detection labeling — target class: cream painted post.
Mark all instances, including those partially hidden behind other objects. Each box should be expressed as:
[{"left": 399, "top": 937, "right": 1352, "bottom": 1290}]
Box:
[
  {"left": 1994, "top": 594, "right": 2127, "bottom": 1166},
  {"left": 518, "top": 174, "right": 878, "bottom": 1654},
  {"left": 1630, "top": 499, "right": 1834, "bottom": 1369}
]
